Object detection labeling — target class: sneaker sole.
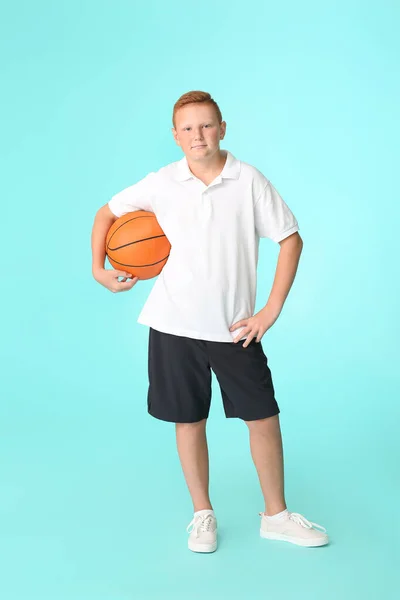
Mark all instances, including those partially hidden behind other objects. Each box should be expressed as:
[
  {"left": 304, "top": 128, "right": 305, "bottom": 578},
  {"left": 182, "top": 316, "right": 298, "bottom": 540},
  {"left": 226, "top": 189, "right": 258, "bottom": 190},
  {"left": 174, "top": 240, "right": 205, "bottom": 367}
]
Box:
[
  {"left": 188, "top": 540, "right": 218, "bottom": 553},
  {"left": 260, "top": 529, "right": 328, "bottom": 547}
]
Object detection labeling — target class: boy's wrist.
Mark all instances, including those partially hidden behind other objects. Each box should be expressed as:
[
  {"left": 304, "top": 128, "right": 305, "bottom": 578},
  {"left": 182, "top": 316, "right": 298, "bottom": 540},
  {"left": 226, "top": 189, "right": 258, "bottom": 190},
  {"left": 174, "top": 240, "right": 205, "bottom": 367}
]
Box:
[{"left": 264, "top": 299, "right": 283, "bottom": 315}]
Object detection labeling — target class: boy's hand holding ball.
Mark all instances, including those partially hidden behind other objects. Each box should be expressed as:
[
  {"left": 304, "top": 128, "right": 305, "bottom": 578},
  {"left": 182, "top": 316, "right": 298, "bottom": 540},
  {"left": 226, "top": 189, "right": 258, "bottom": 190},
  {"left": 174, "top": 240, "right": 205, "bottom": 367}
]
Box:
[{"left": 93, "top": 268, "right": 139, "bottom": 293}]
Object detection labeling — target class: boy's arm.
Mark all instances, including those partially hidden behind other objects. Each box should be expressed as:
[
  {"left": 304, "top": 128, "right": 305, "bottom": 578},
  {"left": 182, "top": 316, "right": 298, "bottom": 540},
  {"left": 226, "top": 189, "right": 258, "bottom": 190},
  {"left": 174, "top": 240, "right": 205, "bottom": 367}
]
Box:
[
  {"left": 91, "top": 203, "right": 138, "bottom": 293},
  {"left": 91, "top": 204, "right": 117, "bottom": 276},
  {"left": 266, "top": 232, "right": 303, "bottom": 312},
  {"left": 230, "top": 232, "right": 303, "bottom": 346}
]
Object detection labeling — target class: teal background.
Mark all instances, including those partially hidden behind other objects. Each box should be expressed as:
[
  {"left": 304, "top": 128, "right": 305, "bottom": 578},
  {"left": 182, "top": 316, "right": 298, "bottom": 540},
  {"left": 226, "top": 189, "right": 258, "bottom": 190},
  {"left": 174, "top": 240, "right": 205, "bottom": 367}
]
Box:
[{"left": 1, "top": 1, "right": 399, "bottom": 598}]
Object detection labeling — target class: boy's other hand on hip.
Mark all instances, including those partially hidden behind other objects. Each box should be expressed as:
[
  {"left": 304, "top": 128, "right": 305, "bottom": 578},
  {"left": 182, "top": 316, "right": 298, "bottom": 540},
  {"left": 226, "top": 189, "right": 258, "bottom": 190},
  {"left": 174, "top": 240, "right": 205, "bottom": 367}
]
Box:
[{"left": 230, "top": 305, "right": 282, "bottom": 347}]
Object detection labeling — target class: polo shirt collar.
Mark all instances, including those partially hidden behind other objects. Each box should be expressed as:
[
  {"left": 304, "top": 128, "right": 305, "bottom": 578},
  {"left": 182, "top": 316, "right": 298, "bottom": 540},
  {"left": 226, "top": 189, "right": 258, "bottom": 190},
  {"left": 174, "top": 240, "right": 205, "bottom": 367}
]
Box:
[{"left": 174, "top": 149, "right": 240, "bottom": 182}]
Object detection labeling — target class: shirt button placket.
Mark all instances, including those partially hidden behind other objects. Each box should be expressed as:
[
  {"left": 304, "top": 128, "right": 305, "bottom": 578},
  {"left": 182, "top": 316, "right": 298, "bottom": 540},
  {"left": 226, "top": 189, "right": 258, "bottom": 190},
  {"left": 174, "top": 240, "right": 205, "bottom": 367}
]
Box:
[{"left": 202, "top": 189, "right": 212, "bottom": 220}]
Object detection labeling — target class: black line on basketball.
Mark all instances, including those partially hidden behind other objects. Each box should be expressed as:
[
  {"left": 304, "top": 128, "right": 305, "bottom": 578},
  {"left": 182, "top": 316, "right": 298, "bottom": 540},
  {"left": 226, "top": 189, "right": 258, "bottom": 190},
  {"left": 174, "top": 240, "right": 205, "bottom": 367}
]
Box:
[
  {"left": 108, "top": 215, "right": 156, "bottom": 247},
  {"left": 108, "top": 253, "right": 170, "bottom": 268},
  {"left": 107, "top": 234, "right": 166, "bottom": 252}
]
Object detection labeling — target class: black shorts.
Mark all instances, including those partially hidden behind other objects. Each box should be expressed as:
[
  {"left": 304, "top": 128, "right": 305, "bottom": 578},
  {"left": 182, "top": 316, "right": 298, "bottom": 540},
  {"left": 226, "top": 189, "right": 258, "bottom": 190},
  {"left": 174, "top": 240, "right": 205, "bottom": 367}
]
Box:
[{"left": 147, "top": 328, "right": 280, "bottom": 423}]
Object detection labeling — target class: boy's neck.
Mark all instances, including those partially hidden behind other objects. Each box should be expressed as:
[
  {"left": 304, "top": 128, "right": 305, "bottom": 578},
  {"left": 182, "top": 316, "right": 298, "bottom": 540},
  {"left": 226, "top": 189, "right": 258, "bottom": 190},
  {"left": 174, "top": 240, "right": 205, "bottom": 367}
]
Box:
[{"left": 186, "top": 149, "right": 227, "bottom": 184}]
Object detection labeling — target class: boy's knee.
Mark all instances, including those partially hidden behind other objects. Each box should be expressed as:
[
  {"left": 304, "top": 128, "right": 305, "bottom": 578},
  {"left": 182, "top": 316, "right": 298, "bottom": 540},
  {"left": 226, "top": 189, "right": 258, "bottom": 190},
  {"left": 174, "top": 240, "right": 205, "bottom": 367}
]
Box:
[{"left": 245, "top": 414, "right": 279, "bottom": 432}]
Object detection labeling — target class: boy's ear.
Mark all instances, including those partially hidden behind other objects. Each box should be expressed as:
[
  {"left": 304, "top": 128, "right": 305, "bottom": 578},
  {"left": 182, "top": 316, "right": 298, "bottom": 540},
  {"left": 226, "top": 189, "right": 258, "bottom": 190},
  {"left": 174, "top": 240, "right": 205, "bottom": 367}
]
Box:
[
  {"left": 220, "top": 121, "right": 227, "bottom": 138},
  {"left": 172, "top": 128, "right": 180, "bottom": 146}
]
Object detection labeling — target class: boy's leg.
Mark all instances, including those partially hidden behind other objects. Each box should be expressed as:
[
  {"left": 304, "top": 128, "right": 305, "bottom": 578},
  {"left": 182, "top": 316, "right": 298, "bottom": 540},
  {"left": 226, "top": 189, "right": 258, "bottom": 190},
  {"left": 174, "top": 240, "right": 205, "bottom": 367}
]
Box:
[
  {"left": 246, "top": 414, "right": 329, "bottom": 546},
  {"left": 245, "top": 414, "right": 287, "bottom": 516},
  {"left": 175, "top": 418, "right": 213, "bottom": 513},
  {"left": 207, "top": 338, "right": 285, "bottom": 515}
]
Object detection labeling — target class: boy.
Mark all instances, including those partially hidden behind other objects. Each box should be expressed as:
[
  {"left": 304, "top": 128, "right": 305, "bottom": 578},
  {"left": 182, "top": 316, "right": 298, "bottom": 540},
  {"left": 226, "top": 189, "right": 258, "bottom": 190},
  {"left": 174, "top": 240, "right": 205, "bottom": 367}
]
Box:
[{"left": 91, "top": 91, "right": 328, "bottom": 553}]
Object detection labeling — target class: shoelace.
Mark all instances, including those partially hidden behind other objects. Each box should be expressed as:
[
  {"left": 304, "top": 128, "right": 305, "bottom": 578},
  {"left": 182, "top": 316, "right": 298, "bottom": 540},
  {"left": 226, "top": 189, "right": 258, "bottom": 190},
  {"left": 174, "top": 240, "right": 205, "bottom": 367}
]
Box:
[
  {"left": 289, "top": 512, "right": 327, "bottom": 532},
  {"left": 259, "top": 511, "right": 327, "bottom": 533},
  {"left": 186, "top": 513, "right": 215, "bottom": 538}
]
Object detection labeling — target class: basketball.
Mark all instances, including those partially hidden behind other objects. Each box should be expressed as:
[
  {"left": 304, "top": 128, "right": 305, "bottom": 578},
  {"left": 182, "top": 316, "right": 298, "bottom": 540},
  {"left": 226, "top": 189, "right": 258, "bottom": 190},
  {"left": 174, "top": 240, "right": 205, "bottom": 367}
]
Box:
[{"left": 105, "top": 210, "right": 171, "bottom": 280}]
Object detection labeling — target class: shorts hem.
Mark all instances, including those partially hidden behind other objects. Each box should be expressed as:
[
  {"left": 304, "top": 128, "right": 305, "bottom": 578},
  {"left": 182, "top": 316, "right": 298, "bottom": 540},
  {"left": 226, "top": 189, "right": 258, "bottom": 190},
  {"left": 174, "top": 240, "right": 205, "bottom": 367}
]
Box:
[
  {"left": 148, "top": 408, "right": 210, "bottom": 424},
  {"left": 225, "top": 406, "right": 280, "bottom": 421}
]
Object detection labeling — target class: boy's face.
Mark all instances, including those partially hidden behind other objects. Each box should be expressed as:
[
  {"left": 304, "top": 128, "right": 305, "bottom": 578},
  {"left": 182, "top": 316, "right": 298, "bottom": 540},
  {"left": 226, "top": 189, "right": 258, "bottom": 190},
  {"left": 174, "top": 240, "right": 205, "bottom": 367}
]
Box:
[{"left": 172, "top": 103, "right": 226, "bottom": 161}]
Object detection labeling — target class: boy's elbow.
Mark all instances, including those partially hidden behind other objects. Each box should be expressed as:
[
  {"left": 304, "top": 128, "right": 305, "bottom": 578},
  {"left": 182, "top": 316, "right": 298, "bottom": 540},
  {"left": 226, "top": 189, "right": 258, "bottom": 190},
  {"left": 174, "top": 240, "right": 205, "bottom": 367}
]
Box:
[{"left": 97, "top": 203, "right": 118, "bottom": 222}]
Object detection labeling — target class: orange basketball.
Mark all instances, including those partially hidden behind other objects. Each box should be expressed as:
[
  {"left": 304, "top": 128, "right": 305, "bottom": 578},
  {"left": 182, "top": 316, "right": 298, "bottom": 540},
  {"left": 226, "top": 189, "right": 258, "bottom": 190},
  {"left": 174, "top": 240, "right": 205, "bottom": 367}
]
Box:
[{"left": 105, "top": 210, "right": 171, "bottom": 280}]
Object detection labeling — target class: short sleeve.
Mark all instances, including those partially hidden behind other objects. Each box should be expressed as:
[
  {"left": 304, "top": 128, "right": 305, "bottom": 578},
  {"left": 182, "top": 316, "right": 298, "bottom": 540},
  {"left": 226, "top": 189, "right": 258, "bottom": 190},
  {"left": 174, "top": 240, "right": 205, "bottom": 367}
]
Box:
[
  {"left": 108, "top": 172, "right": 157, "bottom": 217},
  {"left": 254, "top": 181, "right": 299, "bottom": 242}
]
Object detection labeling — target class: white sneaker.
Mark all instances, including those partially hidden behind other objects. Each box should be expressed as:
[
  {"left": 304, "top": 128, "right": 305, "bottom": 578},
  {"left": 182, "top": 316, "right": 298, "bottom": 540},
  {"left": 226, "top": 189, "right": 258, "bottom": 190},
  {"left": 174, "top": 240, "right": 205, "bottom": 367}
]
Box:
[
  {"left": 260, "top": 511, "right": 329, "bottom": 547},
  {"left": 186, "top": 509, "right": 218, "bottom": 553}
]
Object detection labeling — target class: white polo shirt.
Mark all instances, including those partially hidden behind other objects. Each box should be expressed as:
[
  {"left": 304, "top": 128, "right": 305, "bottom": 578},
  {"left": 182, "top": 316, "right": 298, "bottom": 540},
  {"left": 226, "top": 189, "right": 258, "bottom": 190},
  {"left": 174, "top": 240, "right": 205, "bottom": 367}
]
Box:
[{"left": 108, "top": 149, "right": 299, "bottom": 342}]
